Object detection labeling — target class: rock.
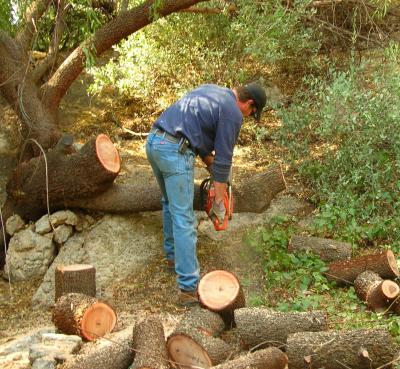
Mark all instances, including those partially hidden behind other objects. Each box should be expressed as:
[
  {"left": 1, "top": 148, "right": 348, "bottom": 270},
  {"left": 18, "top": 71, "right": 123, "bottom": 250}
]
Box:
[
  {"left": 31, "top": 357, "right": 56, "bottom": 369},
  {"left": 74, "top": 214, "right": 96, "bottom": 232},
  {"left": 6, "top": 215, "right": 25, "bottom": 236},
  {"left": 35, "top": 216, "right": 52, "bottom": 235},
  {"left": 53, "top": 225, "right": 74, "bottom": 245},
  {"left": 4, "top": 229, "right": 56, "bottom": 282},
  {"left": 49, "top": 211, "right": 78, "bottom": 227}
]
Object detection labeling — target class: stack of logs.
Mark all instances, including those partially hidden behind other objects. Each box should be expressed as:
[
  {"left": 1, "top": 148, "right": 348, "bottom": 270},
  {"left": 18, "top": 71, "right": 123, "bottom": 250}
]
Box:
[{"left": 52, "top": 266, "right": 398, "bottom": 369}]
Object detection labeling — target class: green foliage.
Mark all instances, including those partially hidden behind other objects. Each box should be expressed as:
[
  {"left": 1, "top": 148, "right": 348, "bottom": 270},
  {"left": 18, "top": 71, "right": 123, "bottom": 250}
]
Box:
[
  {"left": 278, "top": 59, "right": 400, "bottom": 248},
  {"left": 0, "top": 0, "right": 13, "bottom": 33}
]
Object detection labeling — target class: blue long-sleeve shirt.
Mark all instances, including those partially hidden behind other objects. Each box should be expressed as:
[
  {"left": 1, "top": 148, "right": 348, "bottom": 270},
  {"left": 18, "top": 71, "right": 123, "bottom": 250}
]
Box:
[{"left": 153, "top": 84, "right": 243, "bottom": 182}]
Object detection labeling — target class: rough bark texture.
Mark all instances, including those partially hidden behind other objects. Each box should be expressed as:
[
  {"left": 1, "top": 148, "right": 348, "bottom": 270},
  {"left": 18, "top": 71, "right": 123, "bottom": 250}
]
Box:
[
  {"left": 289, "top": 235, "right": 352, "bottom": 262},
  {"left": 235, "top": 308, "right": 328, "bottom": 350},
  {"left": 326, "top": 249, "right": 400, "bottom": 285},
  {"left": 286, "top": 329, "right": 396, "bottom": 369},
  {"left": 211, "top": 347, "right": 288, "bottom": 369},
  {"left": 60, "top": 327, "right": 134, "bottom": 369},
  {"left": 55, "top": 264, "right": 96, "bottom": 302},
  {"left": 52, "top": 292, "right": 116, "bottom": 341},
  {"left": 64, "top": 165, "right": 286, "bottom": 213},
  {"left": 6, "top": 135, "right": 120, "bottom": 219},
  {"left": 132, "top": 316, "right": 169, "bottom": 369},
  {"left": 177, "top": 306, "right": 226, "bottom": 336}
]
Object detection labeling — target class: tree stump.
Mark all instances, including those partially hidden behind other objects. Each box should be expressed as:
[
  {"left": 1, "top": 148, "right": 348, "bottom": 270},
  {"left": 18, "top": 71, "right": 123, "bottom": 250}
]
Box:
[
  {"left": 198, "top": 270, "right": 245, "bottom": 327},
  {"left": 55, "top": 264, "right": 96, "bottom": 302},
  {"left": 132, "top": 316, "right": 169, "bottom": 369},
  {"left": 60, "top": 327, "right": 134, "bottom": 369},
  {"left": 354, "top": 270, "right": 399, "bottom": 313},
  {"left": 167, "top": 306, "right": 233, "bottom": 368},
  {"left": 326, "top": 249, "right": 399, "bottom": 285},
  {"left": 289, "top": 235, "right": 352, "bottom": 262},
  {"left": 211, "top": 347, "right": 288, "bottom": 369},
  {"left": 52, "top": 293, "right": 117, "bottom": 341},
  {"left": 235, "top": 307, "right": 328, "bottom": 350},
  {"left": 286, "top": 328, "right": 396, "bottom": 369}
]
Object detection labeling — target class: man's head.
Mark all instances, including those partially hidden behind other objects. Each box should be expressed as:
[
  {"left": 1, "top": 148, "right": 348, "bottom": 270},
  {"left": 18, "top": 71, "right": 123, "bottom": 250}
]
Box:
[{"left": 235, "top": 83, "right": 267, "bottom": 121}]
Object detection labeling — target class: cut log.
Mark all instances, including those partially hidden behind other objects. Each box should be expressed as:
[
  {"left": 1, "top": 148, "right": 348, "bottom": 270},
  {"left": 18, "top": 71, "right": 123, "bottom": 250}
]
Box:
[
  {"left": 289, "top": 235, "right": 352, "bottom": 262},
  {"left": 211, "top": 347, "right": 288, "bottom": 369},
  {"left": 64, "top": 165, "right": 287, "bottom": 213},
  {"left": 235, "top": 307, "right": 328, "bottom": 350},
  {"left": 55, "top": 264, "right": 96, "bottom": 302},
  {"left": 198, "top": 270, "right": 245, "bottom": 327},
  {"left": 286, "top": 328, "right": 397, "bottom": 369},
  {"left": 52, "top": 292, "right": 117, "bottom": 341},
  {"left": 6, "top": 134, "right": 120, "bottom": 219},
  {"left": 167, "top": 306, "right": 234, "bottom": 367},
  {"left": 132, "top": 316, "right": 169, "bottom": 369},
  {"left": 354, "top": 270, "right": 399, "bottom": 313},
  {"left": 60, "top": 327, "right": 134, "bottom": 369},
  {"left": 326, "top": 249, "right": 399, "bottom": 285}
]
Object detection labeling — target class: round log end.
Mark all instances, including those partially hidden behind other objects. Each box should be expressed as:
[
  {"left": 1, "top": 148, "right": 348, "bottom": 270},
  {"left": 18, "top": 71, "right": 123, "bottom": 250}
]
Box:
[
  {"left": 96, "top": 134, "right": 120, "bottom": 173},
  {"left": 57, "top": 264, "right": 94, "bottom": 272},
  {"left": 386, "top": 249, "right": 400, "bottom": 276},
  {"left": 382, "top": 280, "right": 400, "bottom": 299},
  {"left": 81, "top": 302, "right": 117, "bottom": 341},
  {"left": 198, "top": 270, "right": 242, "bottom": 312},
  {"left": 167, "top": 334, "right": 212, "bottom": 369}
]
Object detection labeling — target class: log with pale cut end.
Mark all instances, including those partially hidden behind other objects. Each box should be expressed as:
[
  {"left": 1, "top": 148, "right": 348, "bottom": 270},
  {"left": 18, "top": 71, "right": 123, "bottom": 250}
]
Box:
[
  {"left": 354, "top": 270, "right": 399, "bottom": 313},
  {"left": 60, "top": 327, "right": 134, "bottom": 369},
  {"left": 132, "top": 316, "right": 169, "bottom": 369},
  {"left": 6, "top": 134, "right": 120, "bottom": 219},
  {"left": 286, "top": 328, "right": 396, "bottom": 369},
  {"left": 211, "top": 347, "right": 288, "bottom": 369},
  {"left": 52, "top": 293, "right": 116, "bottom": 341},
  {"left": 326, "top": 249, "right": 399, "bottom": 285},
  {"left": 55, "top": 264, "right": 96, "bottom": 302},
  {"left": 235, "top": 308, "right": 328, "bottom": 350},
  {"left": 289, "top": 235, "right": 352, "bottom": 262},
  {"left": 198, "top": 270, "right": 245, "bottom": 326}
]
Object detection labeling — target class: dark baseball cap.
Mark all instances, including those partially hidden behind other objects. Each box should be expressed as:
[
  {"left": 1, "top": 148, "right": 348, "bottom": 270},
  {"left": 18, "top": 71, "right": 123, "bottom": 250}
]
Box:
[{"left": 244, "top": 82, "right": 267, "bottom": 121}]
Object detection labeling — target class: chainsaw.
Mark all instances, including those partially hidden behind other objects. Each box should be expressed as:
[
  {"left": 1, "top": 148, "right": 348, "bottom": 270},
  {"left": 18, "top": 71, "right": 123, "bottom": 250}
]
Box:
[{"left": 200, "top": 174, "right": 233, "bottom": 231}]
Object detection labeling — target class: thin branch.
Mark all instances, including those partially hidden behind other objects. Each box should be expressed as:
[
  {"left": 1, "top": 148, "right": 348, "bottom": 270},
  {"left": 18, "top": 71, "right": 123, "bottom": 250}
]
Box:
[{"left": 179, "top": 4, "right": 236, "bottom": 14}]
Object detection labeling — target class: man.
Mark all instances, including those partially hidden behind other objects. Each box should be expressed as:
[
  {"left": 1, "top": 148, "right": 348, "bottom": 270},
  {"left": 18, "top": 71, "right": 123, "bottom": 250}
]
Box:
[{"left": 145, "top": 82, "right": 267, "bottom": 306}]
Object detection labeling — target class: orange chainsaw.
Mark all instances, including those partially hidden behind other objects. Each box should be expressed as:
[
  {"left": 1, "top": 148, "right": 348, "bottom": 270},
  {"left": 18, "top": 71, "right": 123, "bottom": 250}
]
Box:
[{"left": 200, "top": 174, "right": 233, "bottom": 231}]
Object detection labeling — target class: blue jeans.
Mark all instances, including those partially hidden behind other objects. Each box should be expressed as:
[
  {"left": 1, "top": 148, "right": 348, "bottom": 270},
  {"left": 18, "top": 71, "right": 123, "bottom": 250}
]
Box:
[{"left": 146, "top": 132, "right": 199, "bottom": 291}]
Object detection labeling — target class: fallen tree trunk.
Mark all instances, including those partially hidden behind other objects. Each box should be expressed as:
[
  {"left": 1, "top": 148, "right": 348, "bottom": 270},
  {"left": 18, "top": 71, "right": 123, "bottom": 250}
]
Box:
[
  {"left": 198, "top": 270, "right": 245, "bottom": 328},
  {"left": 211, "top": 347, "right": 288, "bottom": 369},
  {"left": 235, "top": 308, "right": 328, "bottom": 350},
  {"left": 52, "top": 292, "right": 117, "bottom": 341},
  {"left": 55, "top": 264, "right": 96, "bottom": 303},
  {"left": 326, "top": 249, "right": 399, "bottom": 285},
  {"left": 132, "top": 316, "right": 169, "bottom": 369},
  {"left": 286, "top": 329, "right": 396, "bottom": 369},
  {"left": 354, "top": 270, "right": 399, "bottom": 313},
  {"left": 289, "top": 235, "right": 352, "bottom": 262},
  {"left": 64, "top": 165, "right": 287, "bottom": 213}
]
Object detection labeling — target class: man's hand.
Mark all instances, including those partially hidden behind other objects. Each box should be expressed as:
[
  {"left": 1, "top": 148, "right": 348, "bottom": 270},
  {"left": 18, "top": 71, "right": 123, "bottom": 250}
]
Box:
[{"left": 210, "top": 199, "right": 226, "bottom": 223}]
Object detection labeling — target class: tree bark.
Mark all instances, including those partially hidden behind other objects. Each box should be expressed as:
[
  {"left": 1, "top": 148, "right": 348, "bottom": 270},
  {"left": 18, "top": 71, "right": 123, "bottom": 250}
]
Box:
[
  {"left": 52, "top": 292, "right": 117, "bottom": 341},
  {"left": 326, "top": 249, "right": 400, "bottom": 285},
  {"left": 289, "top": 235, "right": 352, "bottom": 262},
  {"left": 132, "top": 316, "right": 169, "bottom": 369},
  {"left": 286, "top": 329, "right": 397, "bottom": 369},
  {"left": 55, "top": 264, "right": 96, "bottom": 302},
  {"left": 211, "top": 347, "right": 288, "bottom": 369},
  {"left": 234, "top": 308, "right": 328, "bottom": 350}
]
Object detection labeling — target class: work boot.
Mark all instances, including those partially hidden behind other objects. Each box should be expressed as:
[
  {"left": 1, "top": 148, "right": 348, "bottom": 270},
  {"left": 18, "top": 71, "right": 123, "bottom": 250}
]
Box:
[{"left": 178, "top": 289, "right": 199, "bottom": 307}]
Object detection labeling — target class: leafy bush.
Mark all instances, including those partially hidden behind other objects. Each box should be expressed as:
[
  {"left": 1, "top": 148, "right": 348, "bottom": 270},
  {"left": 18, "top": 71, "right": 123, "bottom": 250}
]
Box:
[{"left": 278, "top": 59, "right": 400, "bottom": 248}]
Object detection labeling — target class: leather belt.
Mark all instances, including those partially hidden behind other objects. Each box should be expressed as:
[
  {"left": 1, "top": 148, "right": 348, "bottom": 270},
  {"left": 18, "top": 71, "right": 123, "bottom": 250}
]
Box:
[{"left": 150, "top": 127, "right": 182, "bottom": 144}]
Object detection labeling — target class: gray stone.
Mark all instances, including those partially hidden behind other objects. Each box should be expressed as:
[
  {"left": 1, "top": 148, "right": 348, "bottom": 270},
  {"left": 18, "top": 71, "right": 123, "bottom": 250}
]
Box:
[
  {"left": 49, "top": 210, "right": 78, "bottom": 227},
  {"left": 31, "top": 356, "right": 56, "bottom": 369},
  {"left": 35, "top": 215, "right": 52, "bottom": 235},
  {"left": 53, "top": 225, "right": 73, "bottom": 245},
  {"left": 5, "top": 215, "right": 25, "bottom": 236}
]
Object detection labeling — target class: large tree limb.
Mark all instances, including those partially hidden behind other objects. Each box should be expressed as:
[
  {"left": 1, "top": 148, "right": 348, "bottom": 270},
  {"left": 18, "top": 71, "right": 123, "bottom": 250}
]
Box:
[{"left": 40, "top": 0, "right": 208, "bottom": 109}]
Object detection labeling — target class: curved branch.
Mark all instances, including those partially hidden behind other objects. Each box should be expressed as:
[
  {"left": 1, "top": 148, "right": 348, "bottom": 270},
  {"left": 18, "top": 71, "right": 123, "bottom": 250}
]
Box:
[{"left": 40, "top": 0, "right": 208, "bottom": 110}]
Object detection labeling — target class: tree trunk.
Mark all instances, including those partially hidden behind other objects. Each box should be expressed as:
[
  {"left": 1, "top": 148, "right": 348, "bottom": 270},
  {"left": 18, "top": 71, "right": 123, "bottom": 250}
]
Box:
[
  {"left": 326, "top": 249, "right": 400, "bottom": 285},
  {"left": 52, "top": 292, "right": 117, "bottom": 341},
  {"left": 234, "top": 308, "right": 328, "bottom": 350},
  {"left": 198, "top": 270, "right": 245, "bottom": 328},
  {"left": 60, "top": 327, "right": 134, "bottom": 369},
  {"left": 55, "top": 264, "right": 96, "bottom": 303},
  {"left": 289, "top": 235, "right": 352, "bottom": 262},
  {"left": 64, "top": 165, "right": 286, "bottom": 213},
  {"left": 210, "top": 347, "right": 288, "bottom": 369},
  {"left": 286, "top": 329, "right": 396, "bottom": 369},
  {"left": 132, "top": 316, "right": 169, "bottom": 369},
  {"left": 6, "top": 134, "right": 120, "bottom": 219}
]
